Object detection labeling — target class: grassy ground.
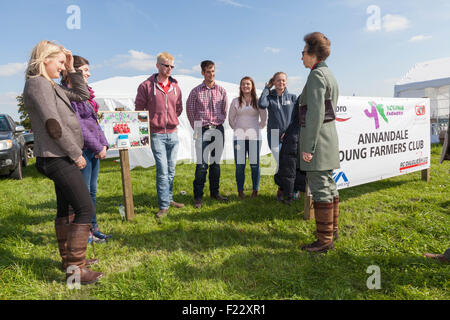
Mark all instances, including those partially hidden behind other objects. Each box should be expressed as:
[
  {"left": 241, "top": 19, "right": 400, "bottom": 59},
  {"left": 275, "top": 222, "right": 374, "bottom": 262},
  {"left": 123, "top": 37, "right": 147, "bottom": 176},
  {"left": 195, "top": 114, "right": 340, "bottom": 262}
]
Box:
[{"left": 0, "top": 145, "right": 448, "bottom": 300}]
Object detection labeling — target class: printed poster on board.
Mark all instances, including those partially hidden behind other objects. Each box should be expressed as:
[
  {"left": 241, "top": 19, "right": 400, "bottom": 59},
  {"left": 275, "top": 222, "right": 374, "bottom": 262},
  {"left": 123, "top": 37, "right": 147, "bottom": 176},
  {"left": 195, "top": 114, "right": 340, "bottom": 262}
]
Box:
[{"left": 98, "top": 111, "right": 150, "bottom": 150}]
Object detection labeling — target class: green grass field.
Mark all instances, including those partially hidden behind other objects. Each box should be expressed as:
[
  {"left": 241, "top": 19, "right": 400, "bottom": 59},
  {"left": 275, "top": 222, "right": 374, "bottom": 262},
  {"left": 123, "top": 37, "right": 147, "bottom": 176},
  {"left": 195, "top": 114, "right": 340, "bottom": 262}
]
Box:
[{"left": 0, "top": 145, "right": 448, "bottom": 300}]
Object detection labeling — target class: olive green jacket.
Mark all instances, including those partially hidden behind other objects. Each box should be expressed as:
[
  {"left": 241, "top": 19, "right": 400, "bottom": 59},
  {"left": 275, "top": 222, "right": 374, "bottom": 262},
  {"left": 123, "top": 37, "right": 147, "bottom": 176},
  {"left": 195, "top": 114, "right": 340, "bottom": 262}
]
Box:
[{"left": 298, "top": 61, "right": 340, "bottom": 171}]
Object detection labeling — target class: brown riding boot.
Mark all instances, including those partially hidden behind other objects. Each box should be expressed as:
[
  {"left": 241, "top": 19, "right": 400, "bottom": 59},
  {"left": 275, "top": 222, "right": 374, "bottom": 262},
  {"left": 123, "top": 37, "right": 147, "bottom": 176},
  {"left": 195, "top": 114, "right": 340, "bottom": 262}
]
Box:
[
  {"left": 302, "top": 201, "right": 335, "bottom": 253},
  {"left": 238, "top": 190, "right": 245, "bottom": 199},
  {"left": 66, "top": 223, "right": 103, "bottom": 285},
  {"left": 66, "top": 209, "right": 100, "bottom": 266},
  {"left": 333, "top": 196, "right": 339, "bottom": 241},
  {"left": 55, "top": 215, "right": 98, "bottom": 271}
]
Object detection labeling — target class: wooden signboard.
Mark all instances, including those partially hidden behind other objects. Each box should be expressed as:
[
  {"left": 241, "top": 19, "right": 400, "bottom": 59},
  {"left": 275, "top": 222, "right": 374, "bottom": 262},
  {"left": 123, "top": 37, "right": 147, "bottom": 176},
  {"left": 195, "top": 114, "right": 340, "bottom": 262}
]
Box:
[{"left": 98, "top": 110, "right": 150, "bottom": 221}]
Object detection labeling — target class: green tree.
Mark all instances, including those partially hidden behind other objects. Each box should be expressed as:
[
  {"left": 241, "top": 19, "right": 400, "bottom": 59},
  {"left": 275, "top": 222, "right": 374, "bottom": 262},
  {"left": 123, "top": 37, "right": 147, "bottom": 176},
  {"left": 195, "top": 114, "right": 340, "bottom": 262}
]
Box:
[{"left": 16, "top": 94, "right": 31, "bottom": 129}]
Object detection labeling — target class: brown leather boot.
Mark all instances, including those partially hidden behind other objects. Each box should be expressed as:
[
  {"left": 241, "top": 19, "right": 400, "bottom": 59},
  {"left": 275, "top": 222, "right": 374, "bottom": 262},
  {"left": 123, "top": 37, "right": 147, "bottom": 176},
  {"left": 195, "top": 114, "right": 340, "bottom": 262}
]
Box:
[
  {"left": 156, "top": 209, "right": 169, "bottom": 219},
  {"left": 212, "top": 194, "right": 229, "bottom": 202},
  {"left": 170, "top": 201, "right": 185, "bottom": 208},
  {"left": 251, "top": 190, "right": 258, "bottom": 198},
  {"left": 55, "top": 215, "right": 98, "bottom": 271},
  {"left": 302, "top": 201, "right": 334, "bottom": 253},
  {"left": 66, "top": 223, "right": 103, "bottom": 285},
  {"left": 194, "top": 198, "right": 203, "bottom": 209},
  {"left": 238, "top": 190, "right": 245, "bottom": 199},
  {"left": 333, "top": 196, "right": 339, "bottom": 241}
]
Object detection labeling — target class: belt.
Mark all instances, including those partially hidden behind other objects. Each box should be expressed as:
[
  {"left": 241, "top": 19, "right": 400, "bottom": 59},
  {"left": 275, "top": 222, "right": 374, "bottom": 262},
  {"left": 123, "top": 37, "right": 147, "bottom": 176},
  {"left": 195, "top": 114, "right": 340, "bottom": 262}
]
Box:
[{"left": 203, "top": 124, "right": 222, "bottom": 130}]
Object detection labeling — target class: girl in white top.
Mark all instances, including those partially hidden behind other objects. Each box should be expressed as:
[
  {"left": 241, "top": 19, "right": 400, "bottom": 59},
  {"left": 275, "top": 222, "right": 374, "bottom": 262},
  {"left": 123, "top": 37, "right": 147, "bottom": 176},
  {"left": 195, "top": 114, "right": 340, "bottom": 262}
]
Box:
[{"left": 228, "top": 77, "right": 267, "bottom": 198}]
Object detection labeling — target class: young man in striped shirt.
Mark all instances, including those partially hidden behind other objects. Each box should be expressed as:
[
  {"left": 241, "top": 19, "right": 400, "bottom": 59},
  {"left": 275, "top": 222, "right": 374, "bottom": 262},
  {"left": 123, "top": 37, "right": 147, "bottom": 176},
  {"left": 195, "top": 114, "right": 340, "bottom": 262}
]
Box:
[{"left": 186, "top": 60, "right": 229, "bottom": 208}]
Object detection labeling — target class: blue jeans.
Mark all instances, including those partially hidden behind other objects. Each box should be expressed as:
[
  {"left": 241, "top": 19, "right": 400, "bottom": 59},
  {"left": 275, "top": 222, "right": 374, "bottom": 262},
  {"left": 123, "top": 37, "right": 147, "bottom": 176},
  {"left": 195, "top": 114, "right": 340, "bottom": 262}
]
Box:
[
  {"left": 80, "top": 149, "right": 100, "bottom": 229},
  {"left": 267, "top": 129, "right": 282, "bottom": 167},
  {"left": 233, "top": 139, "right": 261, "bottom": 191},
  {"left": 151, "top": 132, "right": 179, "bottom": 209}
]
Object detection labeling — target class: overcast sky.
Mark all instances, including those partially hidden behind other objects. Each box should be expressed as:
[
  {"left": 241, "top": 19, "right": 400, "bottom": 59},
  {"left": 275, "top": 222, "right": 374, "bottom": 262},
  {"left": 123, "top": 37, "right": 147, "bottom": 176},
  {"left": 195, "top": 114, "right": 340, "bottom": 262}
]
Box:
[{"left": 1, "top": 0, "right": 450, "bottom": 120}]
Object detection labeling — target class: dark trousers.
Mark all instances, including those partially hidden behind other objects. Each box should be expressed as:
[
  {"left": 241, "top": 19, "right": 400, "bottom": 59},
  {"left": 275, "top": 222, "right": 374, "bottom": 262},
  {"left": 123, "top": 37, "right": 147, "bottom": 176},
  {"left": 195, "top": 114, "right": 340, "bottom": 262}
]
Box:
[
  {"left": 193, "top": 125, "right": 224, "bottom": 199},
  {"left": 36, "top": 157, "right": 94, "bottom": 224}
]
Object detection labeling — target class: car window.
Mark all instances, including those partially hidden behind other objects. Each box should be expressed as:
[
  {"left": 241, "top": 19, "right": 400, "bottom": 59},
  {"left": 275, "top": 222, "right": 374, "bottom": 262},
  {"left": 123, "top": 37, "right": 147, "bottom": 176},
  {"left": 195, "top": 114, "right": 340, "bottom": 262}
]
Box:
[
  {"left": 8, "top": 117, "right": 16, "bottom": 129},
  {"left": 0, "top": 116, "right": 11, "bottom": 131}
]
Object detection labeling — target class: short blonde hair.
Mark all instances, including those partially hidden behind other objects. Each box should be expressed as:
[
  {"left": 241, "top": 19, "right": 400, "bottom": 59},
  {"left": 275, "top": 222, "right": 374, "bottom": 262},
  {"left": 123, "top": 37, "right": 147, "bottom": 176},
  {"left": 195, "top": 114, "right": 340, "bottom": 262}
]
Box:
[
  {"left": 272, "top": 71, "right": 287, "bottom": 80},
  {"left": 26, "top": 40, "right": 64, "bottom": 85},
  {"left": 157, "top": 52, "right": 174, "bottom": 64}
]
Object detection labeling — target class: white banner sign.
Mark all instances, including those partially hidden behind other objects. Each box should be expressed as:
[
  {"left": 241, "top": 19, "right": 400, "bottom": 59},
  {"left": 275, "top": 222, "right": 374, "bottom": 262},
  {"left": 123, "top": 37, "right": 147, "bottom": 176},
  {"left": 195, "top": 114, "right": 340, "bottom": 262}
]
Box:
[{"left": 333, "top": 97, "right": 430, "bottom": 189}]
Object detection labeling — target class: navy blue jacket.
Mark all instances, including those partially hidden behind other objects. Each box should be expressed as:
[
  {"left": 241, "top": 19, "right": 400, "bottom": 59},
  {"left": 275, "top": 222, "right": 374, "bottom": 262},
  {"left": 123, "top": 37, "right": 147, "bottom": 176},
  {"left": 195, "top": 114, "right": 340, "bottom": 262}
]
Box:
[{"left": 258, "top": 87, "right": 297, "bottom": 138}]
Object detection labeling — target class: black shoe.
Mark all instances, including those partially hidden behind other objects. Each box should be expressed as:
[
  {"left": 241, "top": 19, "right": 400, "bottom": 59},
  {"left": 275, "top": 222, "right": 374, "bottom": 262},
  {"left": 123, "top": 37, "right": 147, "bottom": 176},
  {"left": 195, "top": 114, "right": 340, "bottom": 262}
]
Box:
[
  {"left": 276, "top": 189, "right": 283, "bottom": 202},
  {"left": 212, "top": 194, "right": 228, "bottom": 202}
]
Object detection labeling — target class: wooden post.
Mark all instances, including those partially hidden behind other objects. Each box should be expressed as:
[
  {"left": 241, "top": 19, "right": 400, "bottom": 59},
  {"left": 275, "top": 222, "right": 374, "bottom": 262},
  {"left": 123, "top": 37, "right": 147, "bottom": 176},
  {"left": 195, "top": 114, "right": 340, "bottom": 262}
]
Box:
[
  {"left": 421, "top": 168, "right": 430, "bottom": 183},
  {"left": 119, "top": 149, "right": 135, "bottom": 221},
  {"left": 303, "top": 183, "right": 314, "bottom": 220}
]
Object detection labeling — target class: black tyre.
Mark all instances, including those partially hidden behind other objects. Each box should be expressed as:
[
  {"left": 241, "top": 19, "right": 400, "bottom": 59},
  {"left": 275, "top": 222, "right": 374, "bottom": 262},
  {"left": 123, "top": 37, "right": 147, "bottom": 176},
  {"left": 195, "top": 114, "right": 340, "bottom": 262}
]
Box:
[
  {"left": 11, "top": 159, "right": 23, "bottom": 180},
  {"left": 22, "top": 149, "right": 28, "bottom": 168}
]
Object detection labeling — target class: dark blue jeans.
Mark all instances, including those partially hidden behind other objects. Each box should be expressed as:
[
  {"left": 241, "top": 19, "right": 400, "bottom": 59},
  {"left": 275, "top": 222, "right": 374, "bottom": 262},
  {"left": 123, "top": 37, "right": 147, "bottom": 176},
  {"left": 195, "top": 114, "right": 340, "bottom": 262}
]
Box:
[
  {"left": 233, "top": 139, "right": 261, "bottom": 191},
  {"left": 193, "top": 125, "right": 224, "bottom": 199},
  {"left": 80, "top": 149, "right": 100, "bottom": 229}
]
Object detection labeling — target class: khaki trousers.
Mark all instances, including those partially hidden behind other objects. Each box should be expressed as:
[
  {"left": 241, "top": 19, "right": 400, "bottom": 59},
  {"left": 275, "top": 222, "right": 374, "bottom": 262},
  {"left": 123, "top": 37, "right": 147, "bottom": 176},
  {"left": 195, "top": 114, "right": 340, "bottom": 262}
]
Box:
[{"left": 306, "top": 170, "right": 338, "bottom": 202}]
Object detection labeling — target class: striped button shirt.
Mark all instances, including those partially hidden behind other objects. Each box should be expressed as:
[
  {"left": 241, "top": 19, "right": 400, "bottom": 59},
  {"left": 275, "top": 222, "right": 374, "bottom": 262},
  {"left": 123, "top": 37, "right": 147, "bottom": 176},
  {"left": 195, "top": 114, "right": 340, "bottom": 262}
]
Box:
[{"left": 186, "top": 81, "right": 228, "bottom": 129}]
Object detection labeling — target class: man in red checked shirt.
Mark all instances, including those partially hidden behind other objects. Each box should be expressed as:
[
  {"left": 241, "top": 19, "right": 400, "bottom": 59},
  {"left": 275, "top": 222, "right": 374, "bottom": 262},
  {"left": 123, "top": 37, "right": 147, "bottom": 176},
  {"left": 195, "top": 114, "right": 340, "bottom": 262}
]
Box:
[{"left": 186, "top": 60, "right": 229, "bottom": 208}]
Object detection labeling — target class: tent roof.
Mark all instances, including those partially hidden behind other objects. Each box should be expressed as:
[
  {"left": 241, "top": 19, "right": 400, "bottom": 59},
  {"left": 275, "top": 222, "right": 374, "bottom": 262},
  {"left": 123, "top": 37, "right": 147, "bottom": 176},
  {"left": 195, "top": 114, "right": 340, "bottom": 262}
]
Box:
[
  {"left": 91, "top": 74, "right": 246, "bottom": 99},
  {"left": 396, "top": 57, "right": 450, "bottom": 85},
  {"left": 394, "top": 57, "right": 450, "bottom": 94}
]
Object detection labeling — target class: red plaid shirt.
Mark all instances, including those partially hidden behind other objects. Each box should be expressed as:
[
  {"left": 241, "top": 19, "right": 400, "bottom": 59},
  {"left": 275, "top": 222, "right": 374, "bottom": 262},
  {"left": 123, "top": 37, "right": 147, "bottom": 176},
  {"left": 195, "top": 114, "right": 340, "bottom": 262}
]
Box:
[{"left": 186, "top": 81, "right": 228, "bottom": 129}]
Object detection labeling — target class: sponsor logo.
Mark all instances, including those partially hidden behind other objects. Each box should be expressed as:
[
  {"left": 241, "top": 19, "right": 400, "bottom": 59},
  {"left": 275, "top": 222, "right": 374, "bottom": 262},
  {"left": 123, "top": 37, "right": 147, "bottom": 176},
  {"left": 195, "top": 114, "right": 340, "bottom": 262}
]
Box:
[
  {"left": 399, "top": 157, "right": 429, "bottom": 171},
  {"left": 415, "top": 105, "right": 426, "bottom": 116},
  {"left": 333, "top": 171, "right": 350, "bottom": 188},
  {"left": 364, "top": 101, "right": 404, "bottom": 129},
  {"left": 335, "top": 105, "right": 352, "bottom": 122}
]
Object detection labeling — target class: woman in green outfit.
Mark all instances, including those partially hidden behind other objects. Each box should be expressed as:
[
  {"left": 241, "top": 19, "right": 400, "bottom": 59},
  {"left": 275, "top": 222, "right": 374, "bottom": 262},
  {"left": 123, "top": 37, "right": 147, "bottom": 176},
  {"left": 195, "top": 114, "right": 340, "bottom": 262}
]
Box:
[{"left": 298, "top": 32, "right": 340, "bottom": 253}]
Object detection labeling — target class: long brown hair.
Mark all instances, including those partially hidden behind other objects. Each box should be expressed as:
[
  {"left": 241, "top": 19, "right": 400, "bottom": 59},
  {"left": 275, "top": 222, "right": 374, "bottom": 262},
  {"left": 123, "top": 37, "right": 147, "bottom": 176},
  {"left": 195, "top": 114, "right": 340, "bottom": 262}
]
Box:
[
  {"left": 238, "top": 76, "right": 258, "bottom": 109},
  {"left": 61, "top": 55, "right": 89, "bottom": 85}
]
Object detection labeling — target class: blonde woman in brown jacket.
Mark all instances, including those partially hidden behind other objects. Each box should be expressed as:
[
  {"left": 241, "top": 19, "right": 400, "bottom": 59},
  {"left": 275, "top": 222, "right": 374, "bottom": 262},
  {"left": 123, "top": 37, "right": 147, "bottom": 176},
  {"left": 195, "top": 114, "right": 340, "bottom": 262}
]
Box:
[{"left": 23, "top": 40, "right": 103, "bottom": 285}]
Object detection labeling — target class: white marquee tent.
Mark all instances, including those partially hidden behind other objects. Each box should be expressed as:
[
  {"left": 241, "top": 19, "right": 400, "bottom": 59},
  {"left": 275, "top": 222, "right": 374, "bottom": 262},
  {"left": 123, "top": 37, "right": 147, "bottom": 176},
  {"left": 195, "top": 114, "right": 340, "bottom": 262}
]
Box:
[
  {"left": 394, "top": 57, "right": 450, "bottom": 143},
  {"left": 90, "top": 75, "right": 272, "bottom": 169}
]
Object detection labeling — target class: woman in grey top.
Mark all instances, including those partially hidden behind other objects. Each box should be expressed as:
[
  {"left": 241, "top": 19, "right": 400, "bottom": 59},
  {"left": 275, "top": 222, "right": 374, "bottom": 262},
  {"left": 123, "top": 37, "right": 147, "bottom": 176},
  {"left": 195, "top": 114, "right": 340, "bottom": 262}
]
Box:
[
  {"left": 258, "top": 72, "right": 297, "bottom": 199},
  {"left": 23, "top": 40, "right": 103, "bottom": 285}
]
